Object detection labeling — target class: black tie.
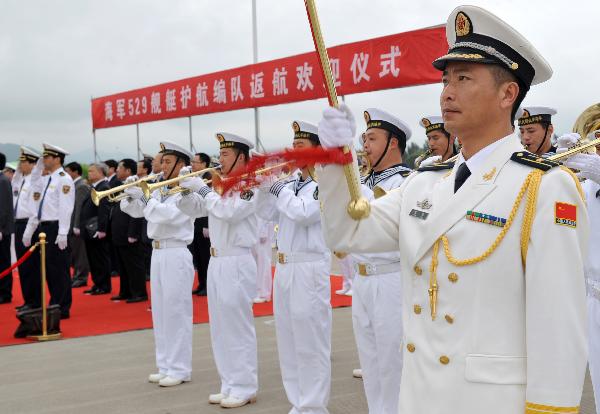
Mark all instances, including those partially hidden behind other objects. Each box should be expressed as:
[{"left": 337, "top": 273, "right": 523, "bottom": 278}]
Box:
[{"left": 454, "top": 163, "right": 471, "bottom": 193}]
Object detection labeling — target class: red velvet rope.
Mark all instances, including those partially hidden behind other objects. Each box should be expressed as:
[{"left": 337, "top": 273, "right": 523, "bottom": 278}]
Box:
[{"left": 0, "top": 243, "right": 39, "bottom": 279}]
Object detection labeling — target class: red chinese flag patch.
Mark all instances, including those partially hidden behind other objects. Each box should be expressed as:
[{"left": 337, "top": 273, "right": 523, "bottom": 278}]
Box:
[{"left": 555, "top": 202, "right": 577, "bottom": 228}]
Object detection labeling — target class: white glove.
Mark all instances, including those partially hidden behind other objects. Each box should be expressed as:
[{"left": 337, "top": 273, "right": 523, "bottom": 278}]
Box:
[
  {"left": 31, "top": 158, "right": 44, "bottom": 180},
  {"left": 56, "top": 234, "right": 68, "bottom": 250},
  {"left": 202, "top": 228, "right": 210, "bottom": 238},
  {"left": 22, "top": 218, "right": 38, "bottom": 247},
  {"left": 73, "top": 227, "right": 81, "bottom": 236},
  {"left": 124, "top": 175, "right": 139, "bottom": 184},
  {"left": 556, "top": 133, "right": 581, "bottom": 154},
  {"left": 124, "top": 185, "right": 144, "bottom": 200},
  {"left": 317, "top": 103, "right": 356, "bottom": 149},
  {"left": 128, "top": 237, "right": 138, "bottom": 244},
  {"left": 180, "top": 176, "right": 207, "bottom": 193},
  {"left": 93, "top": 231, "right": 106, "bottom": 239},
  {"left": 563, "top": 153, "right": 600, "bottom": 184},
  {"left": 178, "top": 166, "right": 192, "bottom": 176},
  {"left": 256, "top": 174, "right": 277, "bottom": 192},
  {"left": 419, "top": 155, "right": 442, "bottom": 168}
]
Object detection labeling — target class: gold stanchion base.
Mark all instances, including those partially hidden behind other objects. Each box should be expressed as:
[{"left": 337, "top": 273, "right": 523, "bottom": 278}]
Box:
[{"left": 27, "top": 333, "right": 62, "bottom": 342}]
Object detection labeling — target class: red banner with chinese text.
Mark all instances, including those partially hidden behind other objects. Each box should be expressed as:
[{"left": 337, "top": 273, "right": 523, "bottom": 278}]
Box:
[{"left": 91, "top": 26, "right": 446, "bottom": 130}]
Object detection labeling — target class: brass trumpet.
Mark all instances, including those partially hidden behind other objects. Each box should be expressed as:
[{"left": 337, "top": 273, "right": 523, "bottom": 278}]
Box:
[
  {"left": 414, "top": 148, "right": 433, "bottom": 169},
  {"left": 548, "top": 103, "right": 600, "bottom": 163},
  {"left": 140, "top": 167, "right": 217, "bottom": 199},
  {"left": 91, "top": 172, "right": 163, "bottom": 206}
]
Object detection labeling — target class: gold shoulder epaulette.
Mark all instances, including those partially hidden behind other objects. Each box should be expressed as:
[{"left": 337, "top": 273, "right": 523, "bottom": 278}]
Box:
[
  {"left": 510, "top": 151, "right": 559, "bottom": 171},
  {"left": 417, "top": 161, "right": 455, "bottom": 172},
  {"left": 399, "top": 170, "right": 412, "bottom": 177}
]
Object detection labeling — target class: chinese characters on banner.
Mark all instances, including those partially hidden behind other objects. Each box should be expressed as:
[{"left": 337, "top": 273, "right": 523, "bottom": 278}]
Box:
[{"left": 92, "top": 26, "right": 446, "bottom": 129}]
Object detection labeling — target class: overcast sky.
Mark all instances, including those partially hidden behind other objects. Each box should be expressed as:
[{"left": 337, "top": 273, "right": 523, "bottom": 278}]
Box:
[{"left": 0, "top": 0, "right": 598, "bottom": 161}]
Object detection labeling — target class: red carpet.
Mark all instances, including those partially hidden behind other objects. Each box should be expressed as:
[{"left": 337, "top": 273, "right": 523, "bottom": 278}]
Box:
[{"left": 0, "top": 270, "right": 351, "bottom": 347}]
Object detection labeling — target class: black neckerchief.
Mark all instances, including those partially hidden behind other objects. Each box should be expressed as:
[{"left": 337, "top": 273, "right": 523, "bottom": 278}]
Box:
[{"left": 294, "top": 175, "right": 313, "bottom": 195}]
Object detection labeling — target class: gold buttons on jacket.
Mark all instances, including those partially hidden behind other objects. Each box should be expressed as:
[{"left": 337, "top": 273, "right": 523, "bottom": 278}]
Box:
[
  {"left": 414, "top": 305, "right": 422, "bottom": 315},
  {"left": 439, "top": 355, "right": 450, "bottom": 365},
  {"left": 448, "top": 273, "right": 458, "bottom": 283},
  {"left": 414, "top": 265, "right": 423, "bottom": 276},
  {"left": 445, "top": 314, "right": 454, "bottom": 324},
  {"left": 407, "top": 343, "right": 416, "bottom": 353}
]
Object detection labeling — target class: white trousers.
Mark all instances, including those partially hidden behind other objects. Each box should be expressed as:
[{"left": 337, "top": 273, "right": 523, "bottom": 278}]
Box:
[
  {"left": 274, "top": 256, "right": 332, "bottom": 414},
  {"left": 337, "top": 255, "right": 354, "bottom": 292},
  {"left": 150, "top": 247, "right": 194, "bottom": 380},
  {"left": 208, "top": 253, "right": 258, "bottom": 399},
  {"left": 252, "top": 239, "right": 273, "bottom": 300},
  {"left": 588, "top": 295, "right": 600, "bottom": 414},
  {"left": 352, "top": 271, "right": 403, "bottom": 414}
]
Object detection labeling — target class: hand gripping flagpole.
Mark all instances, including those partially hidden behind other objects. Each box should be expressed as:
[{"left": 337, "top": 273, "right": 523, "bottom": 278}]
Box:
[{"left": 304, "top": 0, "right": 370, "bottom": 220}]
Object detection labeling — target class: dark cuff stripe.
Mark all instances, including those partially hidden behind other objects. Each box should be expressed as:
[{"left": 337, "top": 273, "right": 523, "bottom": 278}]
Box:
[
  {"left": 198, "top": 187, "right": 212, "bottom": 198},
  {"left": 270, "top": 181, "right": 286, "bottom": 197}
]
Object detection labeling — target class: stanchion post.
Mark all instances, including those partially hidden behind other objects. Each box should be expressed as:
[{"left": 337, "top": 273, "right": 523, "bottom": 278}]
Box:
[{"left": 29, "top": 232, "right": 61, "bottom": 341}]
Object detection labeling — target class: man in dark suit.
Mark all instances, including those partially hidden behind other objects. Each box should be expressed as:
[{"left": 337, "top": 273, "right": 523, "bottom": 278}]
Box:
[
  {"left": 80, "top": 163, "right": 111, "bottom": 295},
  {"left": 104, "top": 159, "right": 120, "bottom": 278},
  {"left": 0, "top": 152, "right": 15, "bottom": 304},
  {"left": 110, "top": 159, "right": 147, "bottom": 303},
  {"left": 64, "top": 162, "right": 90, "bottom": 288},
  {"left": 189, "top": 153, "right": 212, "bottom": 296}
]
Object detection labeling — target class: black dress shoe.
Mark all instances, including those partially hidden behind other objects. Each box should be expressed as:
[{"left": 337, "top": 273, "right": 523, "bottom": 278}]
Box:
[
  {"left": 84, "top": 286, "right": 99, "bottom": 295},
  {"left": 126, "top": 296, "right": 148, "bottom": 303},
  {"left": 91, "top": 289, "right": 110, "bottom": 295},
  {"left": 0, "top": 297, "right": 12, "bottom": 304},
  {"left": 60, "top": 312, "right": 70, "bottom": 320},
  {"left": 72, "top": 280, "right": 87, "bottom": 288},
  {"left": 196, "top": 289, "right": 207, "bottom": 296},
  {"left": 110, "top": 295, "right": 129, "bottom": 301}
]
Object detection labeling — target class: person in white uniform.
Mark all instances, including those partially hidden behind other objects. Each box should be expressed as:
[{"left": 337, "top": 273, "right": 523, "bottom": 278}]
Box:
[
  {"left": 557, "top": 131, "right": 600, "bottom": 414},
  {"left": 315, "top": 6, "right": 589, "bottom": 414},
  {"left": 257, "top": 121, "right": 332, "bottom": 414},
  {"left": 252, "top": 215, "right": 273, "bottom": 304},
  {"left": 12, "top": 147, "right": 43, "bottom": 310},
  {"left": 177, "top": 133, "right": 259, "bottom": 409},
  {"left": 22, "top": 143, "right": 74, "bottom": 319},
  {"left": 350, "top": 108, "right": 412, "bottom": 414},
  {"left": 120, "top": 141, "right": 195, "bottom": 388}
]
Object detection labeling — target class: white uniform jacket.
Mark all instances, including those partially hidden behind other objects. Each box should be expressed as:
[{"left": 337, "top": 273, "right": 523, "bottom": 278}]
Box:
[{"left": 317, "top": 134, "right": 589, "bottom": 414}]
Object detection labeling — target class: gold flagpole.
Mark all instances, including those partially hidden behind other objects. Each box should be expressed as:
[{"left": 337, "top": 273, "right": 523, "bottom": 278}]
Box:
[
  {"left": 29, "top": 232, "right": 61, "bottom": 341},
  {"left": 304, "top": 0, "right": 370, "bottom": 220}
]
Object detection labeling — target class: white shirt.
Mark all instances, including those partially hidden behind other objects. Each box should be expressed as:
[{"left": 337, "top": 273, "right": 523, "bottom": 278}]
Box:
[
  {"left": 258, "top": 176, "right": 327, "bottom": 254},
  {"left": 12, "top": 174, "right": 40, "bottom": 220},
  {"left": 176, "top": 187, "right": 259, "bottom": 249},
  {"left": 38, "top": 167, "right": 75, "bottom": 235},
  {"left": 583, "top": 179, "right": 600, "bottom": 281},
  {"left": 121, "top": 190, "right": 194, "bottom": 244},
  {"left": 456, "top": 137, "right": 505, "bottom": 176}
]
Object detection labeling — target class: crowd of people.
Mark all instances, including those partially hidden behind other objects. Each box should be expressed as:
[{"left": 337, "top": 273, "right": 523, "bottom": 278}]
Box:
[{"left": 1, "top": 4, "right": 600, "bottom": 414}]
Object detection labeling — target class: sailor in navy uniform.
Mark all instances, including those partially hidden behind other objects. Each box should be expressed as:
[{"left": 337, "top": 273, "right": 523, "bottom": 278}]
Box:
[
  {"left": 352, "top": 108, "right": 412, "bottom": 414},
  {"left": 316, "top": 6, "right": 588, "bottom": 414},
  {"left": 518, "top": 106, "right": 557, "bottom": 156}
]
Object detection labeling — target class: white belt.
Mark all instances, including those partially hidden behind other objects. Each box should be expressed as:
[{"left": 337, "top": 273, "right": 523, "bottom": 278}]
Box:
[
  {"left": 587, "top": 280, "right": 600, "bottom": 301},
  {"left": 355, "top": 261, "right": 401, "bottom": 277},
  {"left": 277, "top": 251, "right": 325, "bottom": 264},
  {"left": 210, "top": 246, "right": 250, "bottom": 257},
  {"left": 152, "top": 239, "right": 188, "bottom": 249}
]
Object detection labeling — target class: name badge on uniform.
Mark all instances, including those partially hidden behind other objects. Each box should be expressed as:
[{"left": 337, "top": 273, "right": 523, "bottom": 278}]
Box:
[{"left": 409, "top": 209, "right": 429, "bottom": 220}]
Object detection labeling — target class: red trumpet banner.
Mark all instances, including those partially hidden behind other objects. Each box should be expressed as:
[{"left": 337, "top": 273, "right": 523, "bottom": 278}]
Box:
[{"left": 91, "top": 26, "right": 446, "bottom": 130}]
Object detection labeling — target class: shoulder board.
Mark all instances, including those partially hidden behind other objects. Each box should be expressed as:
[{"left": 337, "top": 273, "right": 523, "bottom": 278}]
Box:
[
  {"left": 59, "top": 171, "right": 65, "bottom": 176},
  {"left": 399, "top": 170, "right": 411, "bottom": 177},
  {"left": 417, "top": 161, "right": 455, "bottom": 172},
  {"left": 510, "top": 151, "right": 559, "bottom": 171}
]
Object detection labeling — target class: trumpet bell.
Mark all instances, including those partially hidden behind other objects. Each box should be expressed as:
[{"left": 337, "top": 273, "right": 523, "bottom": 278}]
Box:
[{"left": 573, "top": 103, "right": 600, "bottom": 141}]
